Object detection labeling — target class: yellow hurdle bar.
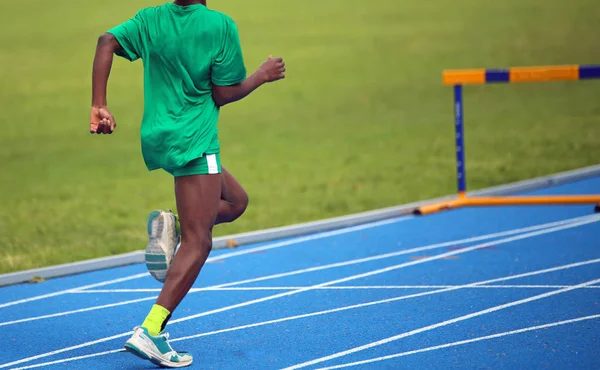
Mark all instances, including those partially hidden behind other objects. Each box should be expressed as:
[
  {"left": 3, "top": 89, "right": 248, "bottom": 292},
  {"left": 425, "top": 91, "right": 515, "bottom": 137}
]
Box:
[
  {"left": 442, "top": 64, "right": 590, "bottom": 85},
  {"left": 415, "top": 196, "right": 600, "bottom": 216},
  {"left": 510, "top": 65, "right": 578, "bottom": 83},
  {"left": 443, "top": 69, "right": 486, "bottom": 85}
]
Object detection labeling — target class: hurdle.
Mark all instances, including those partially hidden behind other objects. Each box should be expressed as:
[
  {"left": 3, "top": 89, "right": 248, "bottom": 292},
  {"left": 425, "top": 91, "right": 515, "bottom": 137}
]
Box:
[{"left": 415, "top": 64, "right": 600, "bottom": 215}]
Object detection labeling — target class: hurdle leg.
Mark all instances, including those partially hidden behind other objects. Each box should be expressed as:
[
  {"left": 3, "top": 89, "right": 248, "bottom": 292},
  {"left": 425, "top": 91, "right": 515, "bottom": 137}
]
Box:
[{"left": 454, "top": 84, "right": 467, "bottom": 198}]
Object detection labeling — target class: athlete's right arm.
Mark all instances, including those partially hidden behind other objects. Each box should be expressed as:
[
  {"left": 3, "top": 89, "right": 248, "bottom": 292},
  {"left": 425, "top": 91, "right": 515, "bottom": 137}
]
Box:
[
  {"left": 212, "top": 56, "right": 286, "bottom": 107},
  {"left": 90, "top": 11, "right": 144, "bottom": 134},
  {"left": 90, "top": 33, "right": 120, "bottom": 134}
]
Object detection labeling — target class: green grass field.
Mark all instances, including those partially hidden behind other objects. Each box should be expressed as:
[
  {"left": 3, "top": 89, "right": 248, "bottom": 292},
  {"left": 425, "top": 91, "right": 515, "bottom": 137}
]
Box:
[{"left": 0, "top": 0, "right": 598, "bottom": 273}]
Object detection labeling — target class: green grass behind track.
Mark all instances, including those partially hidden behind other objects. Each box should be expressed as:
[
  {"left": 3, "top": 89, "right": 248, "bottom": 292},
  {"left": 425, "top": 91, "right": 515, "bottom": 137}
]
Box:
[{"left": 0, "top": 0, "right": 598, "bottom": 273}]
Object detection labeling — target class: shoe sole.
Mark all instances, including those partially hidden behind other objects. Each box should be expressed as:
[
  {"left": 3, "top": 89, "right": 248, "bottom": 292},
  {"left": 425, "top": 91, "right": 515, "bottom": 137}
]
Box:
[
  {"left": 124, "top": 342, "right": 192, "bottom": 368},
  {"left": 145, "top": 211, "right": 179, "bottom": 283},
  {"left": 124, "top": 342, "right": 151, "bottom": 360}
]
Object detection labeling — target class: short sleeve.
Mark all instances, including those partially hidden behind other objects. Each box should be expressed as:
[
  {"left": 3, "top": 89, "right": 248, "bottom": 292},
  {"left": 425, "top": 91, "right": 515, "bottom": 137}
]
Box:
[
  {"left": 211, "top": 17, "right": 247, "bottom": 86},
  {"left": 106, "top": 11, "right": 145, "bottom": 62}
]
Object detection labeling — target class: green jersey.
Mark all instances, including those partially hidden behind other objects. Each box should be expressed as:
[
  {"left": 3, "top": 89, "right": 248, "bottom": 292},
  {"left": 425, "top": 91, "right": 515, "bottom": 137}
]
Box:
[{"left": 107, "top": 3, "right": 246, "bottom": 172}]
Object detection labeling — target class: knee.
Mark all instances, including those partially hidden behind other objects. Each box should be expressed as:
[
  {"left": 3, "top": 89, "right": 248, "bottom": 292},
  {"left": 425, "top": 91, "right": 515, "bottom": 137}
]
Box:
[
  {"left": 182, "top": 227, "right": 213, "bottom": 255},
  {"left": 235, "top": 191, "right": 249, "bottom": 218},
  {"left": 200, "top": 233, "right": 213, "bottom": 253},
  {"left": 198, "top": 233, "right": 212, "bottom": 253},
  {"left": 227, "top": 191, "right": 248, "bottom": 223}
]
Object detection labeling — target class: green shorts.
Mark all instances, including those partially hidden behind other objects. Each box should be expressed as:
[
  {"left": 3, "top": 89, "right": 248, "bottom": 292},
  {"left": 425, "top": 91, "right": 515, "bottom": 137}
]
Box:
[{"left": 166, "top": 153, "right": 222, "bottom": 177}]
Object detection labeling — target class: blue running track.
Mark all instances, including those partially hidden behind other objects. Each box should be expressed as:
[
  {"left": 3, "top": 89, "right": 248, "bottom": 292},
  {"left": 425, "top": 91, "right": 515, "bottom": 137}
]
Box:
[{"left": 2, "top": 176, "right": 600, "bottom": 370}]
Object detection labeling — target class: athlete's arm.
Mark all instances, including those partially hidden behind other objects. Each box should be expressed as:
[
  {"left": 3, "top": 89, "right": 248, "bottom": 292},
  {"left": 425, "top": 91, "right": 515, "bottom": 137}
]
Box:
[
  {"left": 90, "top": 33, "right": 120, "bottom": 134},
  {"left": 212, "top": 56, "right": 286, "bottom": 107}
]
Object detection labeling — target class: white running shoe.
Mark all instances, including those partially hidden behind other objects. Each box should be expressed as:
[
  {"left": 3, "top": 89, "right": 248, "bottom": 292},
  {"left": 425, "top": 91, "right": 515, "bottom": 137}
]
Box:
[
  {"left": 124, "top": 326, "right": 193, "bottom": 368},
  {"left": 145, "top": 210, "right": 180, "bottom": 283}
]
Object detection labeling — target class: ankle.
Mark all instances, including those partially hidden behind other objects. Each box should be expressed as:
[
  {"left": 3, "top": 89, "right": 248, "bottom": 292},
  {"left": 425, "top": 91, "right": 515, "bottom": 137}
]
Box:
[{"left": 141, "top": 304, "right": 171, "bottom": 336}]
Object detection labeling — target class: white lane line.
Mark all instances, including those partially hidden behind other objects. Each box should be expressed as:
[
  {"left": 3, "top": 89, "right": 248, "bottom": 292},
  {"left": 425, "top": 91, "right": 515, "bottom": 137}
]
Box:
[
  {"left": 198, "top": 216, "right": 411, "bottom": 260},
  {"left": 170, "top": 257, "right": 600, "bottom": 340},
  {"left": 3, "top": 215, "right": 596, "bottom": 370},
  {"left": 316, "top": 313, "right": 600, "bottom": 369},
  {"left": 69, "top": 284, "right": 600, "bottom": 293},
  {"left": 177, "top": 214, "right": 596, "bottom": 290},
  {"left": 0, "top": 216, "right": 410, "bottom": 310},
  {"left": 10, "top": 256, "right": 600, "bottom": 370},
  {"left": 0, "top": 220, "right": 539, "bottom": 328},
  {"left": 65, "top": 215, "right": 600, "bottom": 296},
  {"left": 3, "top": 214, "right": 586, "bottom": 328},
  {"left": 283, "top": 276, "right": 600, "bottom": 369},
  {"left": 167, "top": 217, "right": 600, "bottom": 327},
  {"left": 0, "top": 273, "right": 149, "bottom": 310},
  {"left": 0, "top": 296, "right": 158, "bottom": 328},
  {"left": 12, "top": 349, "right": 125, "bottom": 370},
  {"left": 18, "top": 312, "right": 600, "bottom": 370}
]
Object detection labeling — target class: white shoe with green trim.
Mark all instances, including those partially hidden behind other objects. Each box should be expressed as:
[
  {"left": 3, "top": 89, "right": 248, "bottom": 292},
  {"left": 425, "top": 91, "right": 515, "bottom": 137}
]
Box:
[{"left": 124, "top": 326, "right": 193, "bottom": 368}]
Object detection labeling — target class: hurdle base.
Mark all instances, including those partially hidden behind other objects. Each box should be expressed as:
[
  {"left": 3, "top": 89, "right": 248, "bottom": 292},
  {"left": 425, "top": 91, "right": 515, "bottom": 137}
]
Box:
[
  {"left": 412, "top": 198, "right": 467, "bottom": 215},
  {"left": 414, "top": 195, "right": 600, "bottom": 216}
]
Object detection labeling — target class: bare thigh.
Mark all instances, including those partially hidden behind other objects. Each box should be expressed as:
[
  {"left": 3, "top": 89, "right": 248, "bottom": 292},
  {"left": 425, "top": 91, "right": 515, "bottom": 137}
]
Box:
[{"left": 175, "top": 173, "right": 222, "bottom": 240}]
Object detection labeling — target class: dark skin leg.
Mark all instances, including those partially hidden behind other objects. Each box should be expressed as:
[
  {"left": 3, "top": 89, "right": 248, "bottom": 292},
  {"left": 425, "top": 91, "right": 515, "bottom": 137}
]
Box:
[
  {"left": 156, "top": 173, "right": 222, "bottom": 313},
  {"left": 155, "top": 167, "right": 248, "bottom": 313}
]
